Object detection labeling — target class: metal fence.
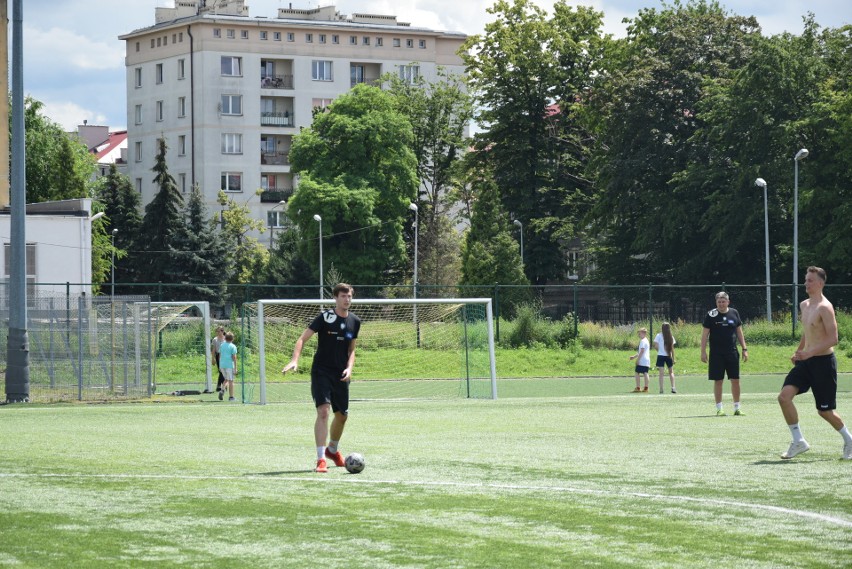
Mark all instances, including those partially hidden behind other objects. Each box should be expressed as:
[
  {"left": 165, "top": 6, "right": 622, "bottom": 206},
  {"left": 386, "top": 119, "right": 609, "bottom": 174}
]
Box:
[
  {"left": 4, "top": 281, "right": 851, "bottom": 402},
  {"left": 0, "top": 290, "right": 153, "bottom": 402}
]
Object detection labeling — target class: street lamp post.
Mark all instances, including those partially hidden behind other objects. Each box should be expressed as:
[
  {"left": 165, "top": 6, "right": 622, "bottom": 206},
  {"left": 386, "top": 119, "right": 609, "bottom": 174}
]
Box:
[
  {"left": 110, "top": 227, "right": 118, "bottom": 391},
  {"left": 513, "top": 219, "right": 524, "bottom": 265},
  {"left": 313, "top": 214, "right": 323, "bottom": 299},
  {"left": 793, "top": 148, "right": 808, "bottom": 335},
  {"left": 111, "top": 228, "right": 118, "bottom": 300},
  {"left": 754, "top": 178, "right": 771, "bottom": 322},
  {"left": 269, "top": 200, "right": 286, "bottom": 246}
]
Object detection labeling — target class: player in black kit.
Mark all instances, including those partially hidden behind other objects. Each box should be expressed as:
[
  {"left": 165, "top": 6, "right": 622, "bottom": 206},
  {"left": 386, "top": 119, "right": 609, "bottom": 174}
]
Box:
[
  {"left": 700, "top": 291, "right": 748, "bottom": 416},
  {"left": 282, "top": 283, "right": 361, "bottom": 472}
]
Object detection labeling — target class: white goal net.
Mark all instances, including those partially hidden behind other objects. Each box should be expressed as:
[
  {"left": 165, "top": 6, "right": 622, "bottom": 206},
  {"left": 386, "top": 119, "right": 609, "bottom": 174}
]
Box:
[{"left": 244, "top": 298, "right": 497, "bottom": 404}]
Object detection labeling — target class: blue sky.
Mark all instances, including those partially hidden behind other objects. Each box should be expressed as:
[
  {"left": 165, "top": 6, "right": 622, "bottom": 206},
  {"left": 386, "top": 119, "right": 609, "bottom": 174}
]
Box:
[{"left": 15, "top": 0, "right": 852, "bottom": 131}]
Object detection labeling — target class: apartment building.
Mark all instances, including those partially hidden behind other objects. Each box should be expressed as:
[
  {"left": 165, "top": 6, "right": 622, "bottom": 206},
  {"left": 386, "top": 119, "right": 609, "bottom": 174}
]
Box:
[{"left": 119, "top": 1, "right": 466, "bottom": 239}]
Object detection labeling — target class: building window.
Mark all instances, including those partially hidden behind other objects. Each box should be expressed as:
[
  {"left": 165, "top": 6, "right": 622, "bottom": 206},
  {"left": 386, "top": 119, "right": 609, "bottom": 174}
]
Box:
[
  {"left": 134, "top": 67, "right": 142, "bottom": 88},
  {"left": 178, "top": 58, "right": 185, "bottom": 79},
  {"left": 3, "top": 243, "right": 36, "bottom": 291},
  {"left": 406, "top": 39, "right": 414, "bottom": 48},
  {"left": 376, "top": 37, "right": 383, "bottom": 47},
  {"left": 221, "top": 56, "right": 242, "bottom": 76},
  {"left": 151, "top": 39, "right": 155, "bottom": 48},
  {"left": 220, "top": 95, "right": 242, "bottom": 115},
  {"left": 155, "top": 63, "right": 163, "bottom": 84},
  {"left": 312, "top": 98, "right": 333, "bottom": 112},
  {"left": 312, "top": 60, "right": 333, "bottom": 81},
  {"left": 178, "top": 96, "right": 186, "bottom": 117},
  {"left": 319, "top": 34, "right": 326, "bottom": 44},
  {"left": 419, "top": 39, "right": 426, "bottom": 48},
  {"left": 221, "top": 133, "right": 243, "bottom": 154},
  {"left": 260, "top": 31, "right": 268, "bottom": 40},
  {"left": 135, "top": 141, "right": 143, "bottom": 162},
  {"left": 306, "top": 33, "right": 313, "bottom": 43},
  {"left": 213, "top": 28, "right": 221, "bottom": 38},
  {"left": 226, "top": 29, "right": 235, "bottom": 39},
  {"left": 268, "top": 210, "right": 286, "bottom": 228},
  {"left": 135, "top": 41, "right": 140, "bottom": 52},
  {"left": 241, "top": 30, "right": 248, "bottom": 39},
  {"left": 221, "top": 172, "right": 242, "bottom": 192},
  {"left": 286, "top": 32, "right": 293, "bottom": 42},
  {"left": 399, "top": 64, "right": 420, "bottom": 84},
  {"left": 156, "top": 100, "right": 164, "bottom": 122},
  {"left": 179, "top": 32, "right": 183, "bottom": 42},
  {"left": 274, "top": 31, "right": 282, "bottom": 41},
  {"left": 179, "top": 173, "right": 186, "bottom": 193},
  {"left": 135, "top": 178, "right": 142, "bottom": 193},
  {"left": 332, "top": 34, "right": 339, "bottom": 44},
  {"left": 350, "top": 35, "right": 357, "bottom": 45},
  {"left": 363, "top": 36, "right": 370, "bottom": 45},
  {"left": 134, "top": 104, "right": 142, "bottom": 125},
  {"left": 178, "top": 135, "right": 186, "bottom": 156},
  {"left": 172, "top": 33, "right": 177, "bottom": 44},
  {"left": 163, "top": 36, "right": 168, "bottom": 46},
  {"left": 156, "top": 37, "right": 161, "bottom": 47}
]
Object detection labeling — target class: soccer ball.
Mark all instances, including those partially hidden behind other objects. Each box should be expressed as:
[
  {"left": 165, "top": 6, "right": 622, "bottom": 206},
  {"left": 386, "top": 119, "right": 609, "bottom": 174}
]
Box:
[{"left": 344, "top": 452, "right": 365, "bottom": 474}]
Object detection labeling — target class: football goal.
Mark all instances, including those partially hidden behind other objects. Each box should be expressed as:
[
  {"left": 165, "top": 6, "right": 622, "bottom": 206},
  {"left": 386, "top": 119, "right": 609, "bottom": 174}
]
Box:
[
  {"left": 132, "top": 301, "right": 213, "bottom": 395},
  {"left": 245, "top": 298, "right": 497, "bottom": 404}
]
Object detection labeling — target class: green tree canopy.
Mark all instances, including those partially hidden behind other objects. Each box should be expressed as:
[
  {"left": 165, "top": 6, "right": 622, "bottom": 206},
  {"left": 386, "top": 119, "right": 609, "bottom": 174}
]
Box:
[{"left": 288, "top": 84, "right": 419, "bottom": 284}]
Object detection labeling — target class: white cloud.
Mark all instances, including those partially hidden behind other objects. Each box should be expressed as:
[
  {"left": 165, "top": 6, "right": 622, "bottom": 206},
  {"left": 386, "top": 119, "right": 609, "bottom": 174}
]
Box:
[
  {"left": 25, "top": 26, "right": 125, "bottom": 71},
  {"left": 40, "top": 100, "right": 110, "bottom": 132}
]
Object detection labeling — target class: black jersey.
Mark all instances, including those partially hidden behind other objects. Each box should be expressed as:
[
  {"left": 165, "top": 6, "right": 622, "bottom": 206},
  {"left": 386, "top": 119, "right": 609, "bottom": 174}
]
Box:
[
  {"left": 308, "top": 308, "right": 361, "bottom": 371},
  {"left": 702, "top": 308, "right": 742, "bottom": 353}
]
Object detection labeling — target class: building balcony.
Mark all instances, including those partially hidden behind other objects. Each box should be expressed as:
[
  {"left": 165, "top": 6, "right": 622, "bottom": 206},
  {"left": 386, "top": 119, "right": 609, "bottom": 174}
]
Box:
[
  {"left": 261, "top": 75, "right": 294, "bottom": 89},
  {"left": 261, "top": 152, "right": 290, "bottom": 166},
  {"left": 350, "top": 76, "right": 381, "bottom": 88},
  {"left": 260, "top": 189, "right": 293, "bottom": 203},
  {"left": 260, "top": 112, "right": 293, "bottom": 127}
]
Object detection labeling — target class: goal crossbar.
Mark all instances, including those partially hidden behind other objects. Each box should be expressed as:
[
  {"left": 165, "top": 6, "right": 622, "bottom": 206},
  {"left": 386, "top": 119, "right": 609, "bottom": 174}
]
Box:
[{"left": 256, "top": 298, "right": 497, "bottom": 404}]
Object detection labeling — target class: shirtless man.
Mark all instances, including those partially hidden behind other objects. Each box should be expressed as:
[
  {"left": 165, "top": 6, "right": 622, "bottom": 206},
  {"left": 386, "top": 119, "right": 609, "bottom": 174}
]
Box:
[{"left": 778, "top": 266, "right": 852, "bottom": 460}]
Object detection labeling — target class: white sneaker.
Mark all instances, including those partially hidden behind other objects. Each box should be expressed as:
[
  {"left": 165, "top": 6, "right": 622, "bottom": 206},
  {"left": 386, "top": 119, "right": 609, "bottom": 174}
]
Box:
[
  {"left": 843, "top": 440, "right": 852, "bottom": 460},
  {"left": 781, "top": 440, "right": 810, "bottom": 459}
]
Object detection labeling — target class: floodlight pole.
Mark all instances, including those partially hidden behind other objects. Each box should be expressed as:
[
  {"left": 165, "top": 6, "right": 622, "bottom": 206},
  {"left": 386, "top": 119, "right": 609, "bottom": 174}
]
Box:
[
  {"left": 409, "top": 203, "right": 420, "bottom": 347},
  {"left": 513, "top": 219, "right": 524, "bottom": 265},
  {"left": 111, "top": 227, "right": 118, "bottom": 391},
  {"left": 755, "top": 178, "right": 771, "bottom": 322},
  {"left": 313, "top": 214, "right": 323, "bottom": 299},
  {"left": 793, "top": 148, "right": 808, "bottom": 336}
]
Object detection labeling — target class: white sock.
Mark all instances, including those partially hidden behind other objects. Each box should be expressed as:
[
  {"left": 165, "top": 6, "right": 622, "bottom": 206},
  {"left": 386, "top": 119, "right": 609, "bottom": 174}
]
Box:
[
  {"left": 716, "top": 403, "right": 723, "bottom": 411},
  {"left": 327, "top": 440, "right": 339, "bottom": 453},
  {"left": 838, "top": 426, "right": 852, "bottom": 444},
  {"left": 789, "top": 424, "right": 804, "bottom": 443},
  {"left": 317, "top": 446, "right": 325, "bottom": 460},
  {"left": 734, "top": 402, "right": 741, "bottom": 411}
]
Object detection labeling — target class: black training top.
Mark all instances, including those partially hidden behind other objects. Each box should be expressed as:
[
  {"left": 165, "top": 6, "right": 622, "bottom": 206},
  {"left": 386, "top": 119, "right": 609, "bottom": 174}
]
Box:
[
  {"left": 308, "top": 308, "right": 361, "bottom": 371},
  {"left": 702, "top": 308, "right": 742, "bottom": 353}
]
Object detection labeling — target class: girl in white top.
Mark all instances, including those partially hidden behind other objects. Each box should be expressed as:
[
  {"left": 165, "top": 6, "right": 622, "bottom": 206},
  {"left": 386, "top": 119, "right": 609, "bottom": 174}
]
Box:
[
  {"left": 653, "top": 322, "right": 677, "bottom": 393},
  {"left": 629, "top": 328, "right": 651, "bottom": 392}
]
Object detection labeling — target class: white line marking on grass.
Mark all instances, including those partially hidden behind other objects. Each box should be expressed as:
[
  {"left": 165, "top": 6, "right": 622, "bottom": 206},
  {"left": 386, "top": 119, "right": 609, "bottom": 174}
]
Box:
[{"left": 2, "top": 471, "right": 850, "bottom": 528}]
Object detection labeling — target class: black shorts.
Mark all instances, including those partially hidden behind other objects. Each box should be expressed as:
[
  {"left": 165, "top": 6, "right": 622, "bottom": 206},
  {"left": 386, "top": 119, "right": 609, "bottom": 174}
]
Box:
[
  {"left": 783, "top": 354, "right": 837, "bottom": 411},
  {"left": 708, "top": 351, "right": 740, "bottom": 381},
  {"left": 655, "top": 355, "right": 674, "bottom": 369},
  {"left": 311, "top": 366, "right": 349, "bottom": 414}
]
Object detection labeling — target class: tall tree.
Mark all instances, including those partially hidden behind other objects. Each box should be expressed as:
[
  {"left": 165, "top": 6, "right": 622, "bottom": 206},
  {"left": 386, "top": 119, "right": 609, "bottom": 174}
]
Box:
[
  {"left": 137, "top": 138, "right": 185, "bottom": 291},
  {"left": 96, "top": 164, "right": 143, "bottom": 289},
  {"left": 288, "top": 84, "right": 419, "bottom": 284},
  {"left": 20, "top": 96, "right": 96, "bottom": 203},
  {"left": 462, "top": 0, "right": 603, "bottom": 285},
  {"left": 386, "top": 68, "right": 473, "bottom": 289},
  {"left": 217, "top": 190, "right": 269, "bottom": 293},
  {"left": 171, "top": 184, "right": 227, "bottom": 303},
  {"left": 588, "top": 0, "right": 760, "bottom": 284}
]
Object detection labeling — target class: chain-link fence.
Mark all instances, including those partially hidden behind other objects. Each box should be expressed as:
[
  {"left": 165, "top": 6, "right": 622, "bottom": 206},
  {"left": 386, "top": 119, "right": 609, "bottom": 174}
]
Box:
[{"left": 0, "top": 291, "right": 153, "bottom": 402}]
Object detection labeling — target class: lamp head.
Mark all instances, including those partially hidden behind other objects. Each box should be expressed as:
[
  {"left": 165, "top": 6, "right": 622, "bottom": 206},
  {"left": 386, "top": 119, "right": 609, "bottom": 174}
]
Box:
[
  {"left": 754, "top": 178, "right": 766, "bottom": 188},
  {"left": 112, "top": 228, "right": 119, "bottom": 235},
  {"left": 795, "top": 148, "right": 809, "bottom": 161},
  {"left": 313, "top": 214, "right": 322, "bottom": 222},
  {"left": 89, "top": 211, "right": 105, "bottom": 222},
  {"left": 409, "top": 202, "right": 418, "bottom": 212},
  {"left": 513, "top": 219, "right": 522, "bottom": 228}
]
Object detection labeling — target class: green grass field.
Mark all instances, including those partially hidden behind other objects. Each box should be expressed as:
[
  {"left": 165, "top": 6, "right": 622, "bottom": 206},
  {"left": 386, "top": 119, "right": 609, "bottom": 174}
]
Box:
[{"left": 1, "top": 375, "right": 851, "bottom": 568}]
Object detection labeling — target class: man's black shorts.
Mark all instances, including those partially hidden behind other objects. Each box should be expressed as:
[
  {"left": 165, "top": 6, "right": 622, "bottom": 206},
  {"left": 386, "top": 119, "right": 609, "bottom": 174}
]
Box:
[
  {"left": 708, "top": 351, "right": 740, "bottom": 381},
  {"left": 783, "top": 354, "right": 837, "bottom": 411},
  {"left": 311, "top": 365, "right": 349, "bottom": 414}
]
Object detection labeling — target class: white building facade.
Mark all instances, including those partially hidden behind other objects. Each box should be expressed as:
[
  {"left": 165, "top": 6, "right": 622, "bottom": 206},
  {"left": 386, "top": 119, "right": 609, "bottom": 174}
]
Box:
[{"left": 120, "top": 1, "right": 466, "bottom": 238}]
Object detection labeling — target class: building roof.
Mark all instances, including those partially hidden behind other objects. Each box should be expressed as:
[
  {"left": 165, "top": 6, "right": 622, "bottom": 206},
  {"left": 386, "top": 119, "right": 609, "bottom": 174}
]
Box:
[{"left": 94, "top": 130, "right": 128, "bottom": 163}]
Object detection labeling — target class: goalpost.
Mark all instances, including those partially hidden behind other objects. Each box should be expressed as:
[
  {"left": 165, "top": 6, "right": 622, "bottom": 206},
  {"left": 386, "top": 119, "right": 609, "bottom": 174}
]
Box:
[
  {"left": 248, "top": 298, "right": 497, "bottom": 405},
  {"left": 132, "top": 301, "right": 212, "bottom": 394}
]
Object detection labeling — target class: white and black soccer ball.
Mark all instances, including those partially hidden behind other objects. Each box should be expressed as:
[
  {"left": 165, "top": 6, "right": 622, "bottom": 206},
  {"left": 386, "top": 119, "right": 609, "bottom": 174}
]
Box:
[{"left": 344, "top": 452, "right": 365, "bottom": 474}]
